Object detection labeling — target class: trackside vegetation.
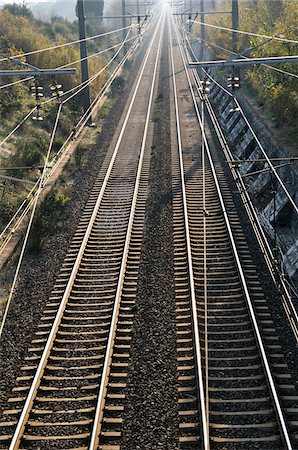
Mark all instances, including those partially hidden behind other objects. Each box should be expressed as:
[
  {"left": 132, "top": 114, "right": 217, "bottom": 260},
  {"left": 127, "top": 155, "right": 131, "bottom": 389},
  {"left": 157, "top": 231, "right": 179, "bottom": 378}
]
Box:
[
  {"left": 193, "top": 0, "right": 298, "bottom": 139},
  {"left": 0, "top": 4, "right": 118, "bottom": 232}
]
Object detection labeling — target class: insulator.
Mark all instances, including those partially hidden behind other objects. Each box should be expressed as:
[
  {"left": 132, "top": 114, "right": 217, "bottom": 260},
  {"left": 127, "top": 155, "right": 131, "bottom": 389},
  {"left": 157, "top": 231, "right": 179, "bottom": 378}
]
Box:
[
  {"left": 32, "top": 110, "right": 43, "bottom": 121},
  {"left": 229, "top": 107, "right": 240, "bottom": 113},
  {"left": 52, "top": 91, "right": 63, "bottom": 98},
  {"left": 50, "top": 84, "right": 62, "bottom": 90},
  {"left": 32, "top": 115, "right": 44, "bottom": 121}
]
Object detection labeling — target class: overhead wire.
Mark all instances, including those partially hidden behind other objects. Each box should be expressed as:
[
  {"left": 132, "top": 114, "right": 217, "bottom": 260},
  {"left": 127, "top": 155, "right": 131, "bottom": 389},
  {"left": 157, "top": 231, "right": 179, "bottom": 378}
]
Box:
[
  {"left": 0, "top": 25, "right": 140, "bottom": 338},
  {"left": 179, "top": 21, "right": 298, "bottom": 80},
  {"left": 0, "top": 25, "right": 132, "bottom": 64},
  {"left": 190, "top": 19, "right": 298, "bottom": 45},
  {"left": 0, "top": 107, "right": 37, "bottom": 148},
  {"left": 0, "top": 76, "right": 34, "bottom": 90},
  {"left": 0, "top": 103, "right": 63, "bottom": 339},
  {"left": 0, "top": 26, "right": 136, "bottom": 148},
  {"left": 195, "top": 35, "right": 298, "bottom": 80},
  {"left": 0, "top": 26, "right": 134, "bottom": 91},
  {"left": 182, "top": 33, "right": 298, "bottom": 215}
]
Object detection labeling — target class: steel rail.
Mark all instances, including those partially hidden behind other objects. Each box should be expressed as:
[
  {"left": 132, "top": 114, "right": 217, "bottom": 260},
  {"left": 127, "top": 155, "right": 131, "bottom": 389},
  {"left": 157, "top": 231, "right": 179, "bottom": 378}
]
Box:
[
  {"left": 183, "top": 37, "right": 298, "bottom": 342},
  {"left": 168, "top": 11, "right": 209, "bottom": 450},
  {"left": 89, "top": 12, "right": 165, "bottom": 448},
  {"left": 8, "top": 14, "right": 163, "bottom": 449},
  {"left": 174, "top": 17, "right": 293, "bottom": 450},
  {"left": 192, "top": 69, "right": 298, "bottom": 341},
  {"left": 201, "top": 94, "right": 209, "bottom": 433}
]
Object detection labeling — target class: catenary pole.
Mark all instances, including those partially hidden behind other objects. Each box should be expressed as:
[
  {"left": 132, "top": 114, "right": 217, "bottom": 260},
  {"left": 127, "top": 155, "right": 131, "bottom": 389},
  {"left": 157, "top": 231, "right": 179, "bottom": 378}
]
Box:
[
  {"left": 232, "top": 0, "right": 238, "bottom": 53},
  {"left": 199, "top": 0, "right": 205, "bottom": 59},
  {"left": 122, "top": 0, "right": 127, "bottom": 55},
  {"left": 77, "top": 0, "right": 93, "bottom": 124}
]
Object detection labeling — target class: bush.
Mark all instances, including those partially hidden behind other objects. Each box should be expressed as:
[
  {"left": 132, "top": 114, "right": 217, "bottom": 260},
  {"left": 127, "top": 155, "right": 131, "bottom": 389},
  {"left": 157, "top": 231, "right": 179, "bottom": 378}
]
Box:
[
  {"left": 193, "top": 0, "right": 298, "bottom": 134},
  {"left": 28, "top": 187, "right": 71, "bottom": 252}
]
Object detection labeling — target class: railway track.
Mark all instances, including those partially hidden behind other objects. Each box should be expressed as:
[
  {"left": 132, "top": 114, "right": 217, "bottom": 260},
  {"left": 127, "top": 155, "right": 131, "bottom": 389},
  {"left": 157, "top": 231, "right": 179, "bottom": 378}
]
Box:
[
  {"left": 169, "top": 11, "right": 297, "bottom": 449},
  {"left": 0, "top": 4, "right": 297, "bottom": 450},
  {"left": 0, "top": 11, "right": 164, "bottom": 450}
]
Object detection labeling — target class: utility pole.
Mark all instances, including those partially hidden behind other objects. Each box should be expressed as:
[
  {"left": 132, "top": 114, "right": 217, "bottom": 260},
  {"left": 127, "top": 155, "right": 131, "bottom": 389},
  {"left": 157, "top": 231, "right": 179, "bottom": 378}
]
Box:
[
  {"left": 231, "top": 0, "right": 238, "bottom": 54},
  {"left": 137, "top": 0, "right": 141, "bottom": 34},
  {"left": 231, "top": 0, "right": 239, "bottom": 79},
  {"left": 122, "top": 0, "right": 127, "bottom": 55},
  {"left": 199, "top": 0, "right": 205, "bottom": 60},
  {"left": 77, "top": 0, "right": 92, "bottom": 124}
]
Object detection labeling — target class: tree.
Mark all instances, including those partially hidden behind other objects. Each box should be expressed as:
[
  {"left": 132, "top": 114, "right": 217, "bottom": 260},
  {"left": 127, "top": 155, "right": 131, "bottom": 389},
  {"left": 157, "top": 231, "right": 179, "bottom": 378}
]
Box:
[{"left": 3, "top": 2, "right": 34, "bottom": 20}]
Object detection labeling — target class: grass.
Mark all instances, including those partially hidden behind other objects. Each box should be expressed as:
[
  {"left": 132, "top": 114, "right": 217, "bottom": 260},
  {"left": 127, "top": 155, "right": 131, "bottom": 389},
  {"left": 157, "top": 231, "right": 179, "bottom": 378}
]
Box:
[{"left": 153, "top": 95, "right": 163, "bottom": 123}]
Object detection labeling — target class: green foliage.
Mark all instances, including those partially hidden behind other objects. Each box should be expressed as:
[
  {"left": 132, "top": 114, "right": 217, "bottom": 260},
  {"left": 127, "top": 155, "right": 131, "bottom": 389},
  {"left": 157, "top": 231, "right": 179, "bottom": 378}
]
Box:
[
  {"left": 193, "top": 0, "right": 298, "bottom": 135},
  {"left": 0, "top": 7, "right": 107, "bottom": 99},
  {"left": 74, "top": 142, "right": 88, "bottom": 169},
  {"left": 111, "top": 76, "right": 126, "bottom": 95},
  {"left": 0, "top": 5, "right": 118, "bottom": 239},
  {"left": 29, "top": 187, "right": 71, "bottom": 252},
  {"left": 153, "top": 95, "right": 162, "bottom": 122},
  {"left": 3, "top": 3, "right": 34, "bottom": 20}
]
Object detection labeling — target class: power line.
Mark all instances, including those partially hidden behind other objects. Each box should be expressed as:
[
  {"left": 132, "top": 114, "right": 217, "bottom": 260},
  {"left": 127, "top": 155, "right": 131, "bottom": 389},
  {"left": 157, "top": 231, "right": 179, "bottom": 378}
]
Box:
[
  {"left": 0, "top": 27, "right": 140, "bottom": 337},
  {"left": 0, "top": 29, "right": 136, "bottom": 149},
  {"left": 58, "top": 38, "right": 134, "bottom": 69},
  {"left": 188, "top": 34, "right": 298, "bottom": 80},
  {"left": 0, "top": 30, "right": 134, "bottom": 90},
  {"left": 0, "top": 76, "right": 33, "bottom": 90},
  {"left": 190, "top": 19, "right": 298, "bottom": 45},
  {"left": 0, "top": 107, "right": 36, "bottom": 148},
  {"left": 0, "top": 26, "right": 132, "bottom": 64}
]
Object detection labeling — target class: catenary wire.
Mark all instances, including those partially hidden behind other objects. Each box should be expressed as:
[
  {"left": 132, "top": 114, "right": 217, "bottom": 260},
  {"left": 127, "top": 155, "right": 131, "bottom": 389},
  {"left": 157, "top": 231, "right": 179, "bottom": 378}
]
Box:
[
  {"left": 190, "top": 19, "right": 298, "bottom": 44},
  {"left": 195, "top": 35, "right": 298, "bottom": 80},
  {"left": 179, "top": 22, "right": 298, "bottom": 80},
  {"left": 0, "top": 20, "right": 142, "bottom": 338},
  {"left": 0, "top": 76, "right": 34, "bottom": 90},
  {"left": 0, "top": 27, "right": 135, "bottom": 148},
  {"left": 0, "top": 25, "right": 132, "bottom": 64},
  {"left": 0, "top": 26, "right": 135, "bottom": 90}
]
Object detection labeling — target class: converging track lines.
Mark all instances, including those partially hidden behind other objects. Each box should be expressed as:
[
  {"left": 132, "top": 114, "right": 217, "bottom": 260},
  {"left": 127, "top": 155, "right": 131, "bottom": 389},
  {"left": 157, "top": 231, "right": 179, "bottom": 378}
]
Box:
[{"left": 0, "top": 10, "right": 164, "bottom": 449}]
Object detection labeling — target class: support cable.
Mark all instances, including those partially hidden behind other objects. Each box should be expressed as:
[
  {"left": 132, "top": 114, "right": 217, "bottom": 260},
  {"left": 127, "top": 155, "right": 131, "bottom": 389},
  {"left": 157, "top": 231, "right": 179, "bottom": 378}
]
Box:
[
  {"left": 190, "top": 19, "right": 298, "bottom": 45},
  {"left": 184, "top": 34, "right": 298, "bottom": 216},
  {"left": 0, "top": 76, "right": 33, "bottom": 90},
  {"left": 0, "top": 28, "right": 136, "bottom": 149},
  {"left": 178, "top": 23, "right": 298, "bottom": 80},
  {"left": 0, "top": 103, "right": 63, "bottom": 340},
  {"left": 0, "top": 26, "right": 132, "bottom": 64},
  {"left": 0, "top": 107, "right": 37, "bottom": 148},
  {"left": 0, "top": 26, "right": 139, "bottom": 339}
]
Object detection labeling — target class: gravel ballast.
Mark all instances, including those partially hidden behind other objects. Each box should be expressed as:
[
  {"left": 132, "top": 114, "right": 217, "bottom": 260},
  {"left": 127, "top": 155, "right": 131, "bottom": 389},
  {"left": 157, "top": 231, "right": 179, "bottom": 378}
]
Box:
[{"left": 121, "top": 23, "right": 179, "bottom": 450}]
